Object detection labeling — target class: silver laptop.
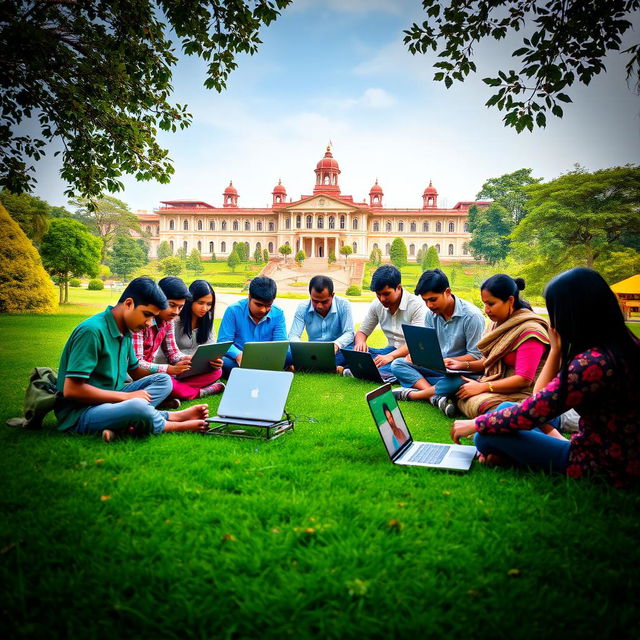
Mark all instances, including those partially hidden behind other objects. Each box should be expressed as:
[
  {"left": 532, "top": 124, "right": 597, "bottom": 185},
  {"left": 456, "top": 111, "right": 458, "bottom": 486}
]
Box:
[
  {"left": 290, "top": 341, "right": 336, "bottom": 372},
  {"left": 175, "top": 341, "right": 232, "bottom": 379},
  {"left": 402, "top": 324, "right": 465, "bottom": 375},
  {"left": 340, "top": 349, "right": 396, "bottom": 383},
  {"left": 240, "top": 341, "right": 289, "bottom": 371},
  {"left": 366, "top": 384, "right": 475, "bottom": 471},
  {"left": 207, "top": 368, "right": 294, "bottom": 427}
]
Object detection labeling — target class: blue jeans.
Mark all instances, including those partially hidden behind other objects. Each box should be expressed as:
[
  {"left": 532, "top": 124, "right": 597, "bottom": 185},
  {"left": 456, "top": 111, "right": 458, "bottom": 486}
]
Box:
[
  {"left": 74, "top": 374, "right": 173, "bottom": 436},
  {"left": 222, "top": 351, "right": 294, "bottom": 378},
  {"left": 474, "top": 402, "right": 570, "bottom": 473},
  {"left": 390, "top": 358, "right": 468, "bottom": 396},
  {"left": 361, "top": 345, "right": 396, "bottom": 381},
  {"left": 335, "top": 341, "right": 355, "bottom": 368}
]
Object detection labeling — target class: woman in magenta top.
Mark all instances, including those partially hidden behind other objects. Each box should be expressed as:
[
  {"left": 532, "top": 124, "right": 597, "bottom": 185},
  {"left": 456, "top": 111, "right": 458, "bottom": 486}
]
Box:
[{"left": 451, "top": 268, "right": 640, "bottom": 488}]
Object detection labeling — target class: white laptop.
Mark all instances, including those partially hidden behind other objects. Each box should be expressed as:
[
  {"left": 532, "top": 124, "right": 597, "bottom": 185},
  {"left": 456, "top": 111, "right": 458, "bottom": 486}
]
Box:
[{"left": 366, "top": 384, "right": 476, "bottom": 471}]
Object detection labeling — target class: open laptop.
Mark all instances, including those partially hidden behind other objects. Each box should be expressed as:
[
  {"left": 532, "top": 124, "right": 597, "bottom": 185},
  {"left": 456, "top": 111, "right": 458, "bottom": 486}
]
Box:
[
  {"left": 206, "top": 368, "right": 294, "bottom": 428},
  {"left": 366, "top": 384, "right": 475, "bottom": 471},
  {"left": 175, "top": 341, "right": 232, "bottom": 379},
  {"left": 290, "top": 341, "right": 336, "bottom": 372},
  {"left": 402, "top": 324, "right": 465, "bottom": 375},
  {"left": 340, "top": 349, "right": 396, "bottom": 383},
  {"left": 240, "top": 341, "right": 289, "bottom": 371}
]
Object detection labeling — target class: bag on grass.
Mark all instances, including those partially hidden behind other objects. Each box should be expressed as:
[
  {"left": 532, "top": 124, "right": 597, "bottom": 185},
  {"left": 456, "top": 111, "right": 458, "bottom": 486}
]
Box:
[{"left": 6, "top": 367, "right": 59, "bottom": 430}]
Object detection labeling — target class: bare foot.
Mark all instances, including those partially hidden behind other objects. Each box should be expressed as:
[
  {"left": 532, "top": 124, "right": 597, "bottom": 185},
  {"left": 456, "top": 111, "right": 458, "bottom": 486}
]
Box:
[
  {"left": 102, "top": 429, "right": 116, "bottom": 443},
  {"left": 477, "top": 452, "right": 510, "bottom": 467},
  {"left": 168, "top": 404, "right": 209, "bottom": 422},
  {"left": 164, "top": 419, "right": 208, "bottom": 433}
]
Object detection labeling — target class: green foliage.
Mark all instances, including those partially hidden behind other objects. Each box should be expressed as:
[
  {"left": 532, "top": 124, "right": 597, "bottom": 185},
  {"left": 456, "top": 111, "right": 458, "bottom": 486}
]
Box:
[
  {"left": 415, "top": 248, "right": 424, "bottom": 265},
  {"left": 0, "top": 189, "right": 51, "bottom": 244},
  {"left": 227, "top": 249, "right": 240, "bottom": 272},
  {"left": 157, "top": 240, "right": 173, "bottom": 260},
  {"left": 41, "top": 218, "right": 102, "bottom": 304},
  {"left": 0, "top": 204, "right": 57, "bottom": 313},
  {"left": 98, "top": 264, "right": 111, "bottom": 281},
  {"left": 389, "top": 238, "right": 407, "bottom": 268},
  {"left": 279, "top": 244, "right": 292, "bottom": 261},
  {"left": 186, "top": 248, "right": 204, "bottom": 276},
  {"left": 594, "top": 249, "right": 640, "bottom": 285},
  {"left": 69, "top": 278, "right": 81, "bottom": 288},
  {"left": 263, "top": 248, "right": 270, "bottom": 263},
  {"left": 369, "top": 247, "right": 382, "bottom": 266},
  {"left": 254, "top": 243, "right": 263, "bottom": 264},
  {"left": 176, "top": 246, "right": 187, "bottom": 261},
  {"left": 467, "top": 203, "right": 513, "bottom": 265},
  {"left": 339, "top": 245, "right": 353, "bottom": 267},
  {"left": 345, "top": 285, "right": 361, "bottom": 296},
  {"left": 328, "top": 251, "right": 337, "bottom": 265},
  {"left": 210, "top": 251, "right": 217, "bottom": 263},
  {"left": 235, "top": 242, "right": 249, "bottom": 263},
  {"left": 403, "top": 1, "right": 640, "bottom": 132},
  {"left": 422, "top": 246, "right": 441, "bottom": 270},
  {"left": 108, "top": 235, "right": 148, "bottom": 281},
  {"left": 295, "top": 250, "right": 306, "bottom": 265},
  {"left": 1, "top": 1, "right": 293, "bottom": 198},
  {"left": 476, "top": 169, "right": 543, "bottom": 224},
  {"left": 158, "top": 256, "right": 183, "bottom": 277},
  {"left": 88, "top": 279, "right": 104, "bottom": 291}
]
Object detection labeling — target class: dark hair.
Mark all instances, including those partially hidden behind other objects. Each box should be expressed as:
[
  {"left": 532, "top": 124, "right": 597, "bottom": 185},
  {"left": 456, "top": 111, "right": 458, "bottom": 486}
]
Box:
[
  {"left": 415, "top": 268, "right": 449, "bottom": 296},
  {"left": 178, "top": 280, "right": 215, "bottom": 344},
  {"left": 249, "top": 276, "right": 277, "bottom": 303},
  {"left": 381, "top": 402, "right": 392, "bottom": 417},
  {"left": 544, "top": 268, "right": 639, "bottom": 387},
  {"left": 370, "top": 265, "right": 401, "bottom": 292},
  {"left": 118, "top": 277, "right": 167, "bottom": 309},
  {"left": 309, "top": 275, "right": 334, "bottom": 296},
  {"left": 481, "top": 274, "right": 532, "bottom": 311},
  {"left": 158, "top": 276, "right": 191, "bottom": 301}
]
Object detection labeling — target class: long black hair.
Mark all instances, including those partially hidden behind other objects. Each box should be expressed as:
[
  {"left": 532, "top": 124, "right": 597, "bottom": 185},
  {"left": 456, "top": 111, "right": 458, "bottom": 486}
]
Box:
[
  {"left": 481, "top": 274, "right": 532, "bottom": 311},
  {"left": 544, "top": 268, "right": 639, "bottom": 379},
  {"left": 178, "top": 280, "right": 216, "bottom": 344}
]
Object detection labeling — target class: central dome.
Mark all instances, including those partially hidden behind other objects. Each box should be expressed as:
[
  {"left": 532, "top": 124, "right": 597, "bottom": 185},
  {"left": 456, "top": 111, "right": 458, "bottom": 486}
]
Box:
[{"left": 316, "top": 145, "right": 340, "bottom": 171}]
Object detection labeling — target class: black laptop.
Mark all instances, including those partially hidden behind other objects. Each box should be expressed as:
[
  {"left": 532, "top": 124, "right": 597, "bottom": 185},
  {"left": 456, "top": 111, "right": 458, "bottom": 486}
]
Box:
[{"left": 340, "top": 349, "right": 396, "bottom": 383}]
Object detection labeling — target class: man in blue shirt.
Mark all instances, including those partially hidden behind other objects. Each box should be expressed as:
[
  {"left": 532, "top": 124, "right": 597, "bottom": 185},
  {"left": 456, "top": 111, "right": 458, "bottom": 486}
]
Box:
[
  {"left": 390, "top": 269, "right": 485, "bottom": 416},
  {"left": 218, "top": 276, "right": 289, "bottom": 376},
  {"left": 288, "top": 275, "right": 355, "bottom": 368}
]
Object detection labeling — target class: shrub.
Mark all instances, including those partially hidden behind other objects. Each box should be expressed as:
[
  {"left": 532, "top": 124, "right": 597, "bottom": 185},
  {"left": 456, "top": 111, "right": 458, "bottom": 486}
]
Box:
[
  {"left": 88, "top": 279, "right": 104, "bottom": 291},
  {"left": 158, "top": 256, "right": 183, "bottom": 276},
  {"left": 345, "top": 285, "right": 361, "bottom": 296},
  {"left": 0, "top": 204, "right": 57, "bottom": 313},
  {"left": 69, "top": 277, "right": 81, "bottom": 287},
  {"left": 422, "top": 246, "right": 440, "bottom": 270},
  {"left": 328, "top": 251, "right": 337, "bottom": 264},
  {"left": 390, "top": 238, "right": 408, "bottom": 267},
  {"left": 99, "top": 264, "right": 111, "bottom": 281}
]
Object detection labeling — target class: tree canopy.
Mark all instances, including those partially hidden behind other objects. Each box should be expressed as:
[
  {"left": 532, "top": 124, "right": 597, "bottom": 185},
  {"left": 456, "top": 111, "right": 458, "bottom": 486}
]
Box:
[
  {"left": 476, "top": 168, "right": 542, "bottom": 224},
  {"left": 108, "top": 234, "right": 148, "bottom": 281},
  {"left": 403, "top": 1, "right": 640, "bottom": 132},
  {"left": 186, "top": 248, "right": 204, "bottom": 276},
  {"left": 389, "top": 238, "right": 408, "bottom": 268},
  {"left": 0, "top": 189, "right": 52, "bottom": 244},
  {"left": 466, "top": 203, "right": 513, "bottom": 265},
  {"left": 1, "top": 0, "right": 292, "bottom": 199}
]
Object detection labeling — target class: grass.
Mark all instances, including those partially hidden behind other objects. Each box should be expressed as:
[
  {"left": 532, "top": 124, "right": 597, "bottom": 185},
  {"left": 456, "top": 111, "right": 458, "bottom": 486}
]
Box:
[{"left": 1, "top": 312, "right": 639, "bottom": 639}]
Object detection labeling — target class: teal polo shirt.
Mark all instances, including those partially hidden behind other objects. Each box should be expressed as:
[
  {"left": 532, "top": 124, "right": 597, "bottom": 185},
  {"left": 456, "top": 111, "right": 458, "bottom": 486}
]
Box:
[{"left": 55, "top": 306, "right": 139, "bottom": 431}]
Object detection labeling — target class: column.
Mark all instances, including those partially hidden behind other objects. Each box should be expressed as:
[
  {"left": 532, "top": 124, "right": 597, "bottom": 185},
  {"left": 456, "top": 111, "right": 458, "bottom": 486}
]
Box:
[
  {"left": 311, "top": 237, "right": 315, "bottom": 257},
  {"left": 324, "top": 237, "right": 328, "bottom": 259}
]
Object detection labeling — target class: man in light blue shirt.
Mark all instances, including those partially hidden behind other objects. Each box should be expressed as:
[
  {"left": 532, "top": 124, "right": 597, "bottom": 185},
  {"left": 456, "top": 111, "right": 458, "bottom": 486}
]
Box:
[
  {"left": 218, "top": 276, "right": 289, "bottom": 376},
  {"left": 390, "top": 269, "right": 485, "bottom": 415},
  {"left": 288, "top": 275, "right": 355, "bottom": 368}
]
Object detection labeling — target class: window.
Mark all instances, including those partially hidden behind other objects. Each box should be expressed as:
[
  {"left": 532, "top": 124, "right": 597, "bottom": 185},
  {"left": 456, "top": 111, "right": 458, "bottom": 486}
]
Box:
[
  {"left": 169, "top": 240, "right": 174, "bottom": 251},
  {"left": 268, "top": 221, "right": 274, "bottom": 232},
  {"left": 183, "top": 220, "right": 188, "bottom": 231},
  {"left": 448, "top": 222, "right": 454, "bottom": 233},
  {"left": 245, "top": 220, "right": 250, "bottom": 231},
  {"left": 464, "top": 222, "right": 469, "bottom": 232},
  {"left": 340, "top": 215, "right": 345, "bottom": 230},
  {"left": 373, "top": 243, "right": 379, "bottom": 250},
  {"left": 373, "top": 221, "right": 379, "bottom": 232},
  {"left": 385, "top": 243, "right": 390, "bottom": 255},
  {"left": 410, "top": 222, "right": 416, "bottom": 233},
  {"left": 197, "top": 220, "right": 203, "bottom": 231},
  {"left": 422, "top": 221, "right": 429, "bottom": 232},
  {"left": 221, "top": 241, "right": 226, "bottom": 253},
  {"left": 319, "top": 199, "right": 325, "bottom": 205},
  {"left": 285, "top": 217, "right": 290, "bottom": 230},
  {"left": 386, "top": 221, "right": 392, "bottom": 232},
  {"left": 463, "top": 245, "right": 469, "bottom": 255},
  {"left": 317, "top": 216, "right": 324, "bottom": 229},
  {"left": 329, "top": 216, "right": 335, "bottom": 229},
  {"left": 353, "top": 218, "right": 358, "bottom": 230},
  {"left": 221, "top": 220, "right": 227, "bottom": 231},
  {"left": 296, "top": 215, "right": 301, "bottom": 229},
  {"left": 183, "top": 241, "right": 188, "bottom": 252},
  {"left": 169, "top": 220, "right": 175, "bottom": 231},
  {"left": 435, "top": 243, "right": 441, "bottom": 254},
  {"left": 146, "top": 225, "right": 151, "bottom": 234},
  {"left": 409, "top": 244, "right": 415, "bottom": 256},
  {"left": 352, "top": 242, "right": 357, "bottom": 253},
  {"left": 436, "top": 221, "right": 442, "bottom": 233},
  {"left": 398, "top": 221, "right": 404, "bottom": 232},
  {"left": 268, "top": 242, "right": 274, "bottom": 253},
  {"left": 422, "top": 243, "right": 427, "bottom": 251},
  {"left": 448, "top": 243, "right": 454, "bottom": 255},
  {"left": 257, "top": 221, "right": 263, "bottom": 231},
  {"left": 306, "top": 215, "right": 313, "bottom": 229},
  {"left": 197, "top": 241, "right": 202, "bottom": 252},
  {"left": 209, "top": 242, "right": 214, "bottom": 253},
  {"left": 232, "top": 220, "right": 239, "bottom": 231},
  {"left": 209, "top": 220, "right": 215, "bottom": 231}
]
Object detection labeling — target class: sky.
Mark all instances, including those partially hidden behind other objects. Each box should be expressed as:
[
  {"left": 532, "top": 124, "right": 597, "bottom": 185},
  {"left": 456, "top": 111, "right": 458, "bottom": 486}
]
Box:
[{"left": 30, "top": 0, "right": 640, "bottom": 213}]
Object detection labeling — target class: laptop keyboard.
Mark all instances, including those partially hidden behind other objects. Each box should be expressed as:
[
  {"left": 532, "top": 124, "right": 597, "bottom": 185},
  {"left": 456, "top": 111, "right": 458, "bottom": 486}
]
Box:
[{"left": 407, "top": 443, "right": 449, "bottom": 465}]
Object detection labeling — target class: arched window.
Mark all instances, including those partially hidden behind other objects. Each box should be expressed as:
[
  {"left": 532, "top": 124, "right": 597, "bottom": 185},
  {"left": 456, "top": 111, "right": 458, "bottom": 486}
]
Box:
[
  {"left": 386, "top": 221, "right": 392, "bottom": 232},
  {"left": 436, "top": 221, "right": 442, "bottom": 233},
  {"left": 306, "top": 215, "right": 313, "bottom": 229},
  {"left": 197, "top": 241, "right": 202, "bottom": 252},
  {"left": 268, "top": 242, "right": 274, "bottom": 253},
  {"left": 448, "top": 222, "right": 454, "bottom": 233},
  {"left": 183, "top": 241, "right": 188, "bottom": 252},
  {"left": 183, "top": 220, "right": 188, "bottom": 231},
  {"left": 209, "top": 241, "right": 214, "bottom": 253},
  {"left": 422, "top": 243, "right": 427, "bottom": 251},
  {"left": 353, "top": 218, "right": 358, "bottom": 230},
  {"left": 296, "top": 215, "right": 302, "bottom": 229},
  {"left": 340, "top": 215, "right": 345, "bottom": 230},
  {"left": 398, "top": 221, "right": 404, "bottom": 232},
  {"left": 329, "top": 216, "right": 335, "bottom": 229},
  {"left": 409, "top": 244, "right": 415, "bottom": 256},
  {"left": 410, "top": 222, "right": 416, "bottom": 233},
  {"left": 257, "top": 221, "right": 263, "bottom": 231},
  {"left": 285, "top": 217, "right": 290, "bottom": 230},
  {"left": 146, "top": 225, "right": 151, "bottom": 234},
  {"left": 422, "top": 221, "right": 429, "bottom": 232},
  {"left": 385, "top": 243, "right": 391, "bottom": 255},
  {"left": 285, "top": 240, "right": 290, "bottom": 246},
  {"left": 209, "top": 220, "right": 215, "bottom": 231},
  {"left": 464, "top": 222, "right": 469, "bottom": 232},
  {"left": 448, "top": 243, "right": 454, "bottom": 255},
  {"left": 221, "top": 220, "right": 227, "bottom": 231},
  {"left": 435, "top": 243, "right": 441, "bottom": 254},
  {"left": 352, "top": 242, "right": 357, "bottom": 253},
  {"left": 169, "top": 220, "right": 175, "bottom": 231},
  {"left": 324, "top": 175, "right": 330, "bottom": 185},
  {"left": 268, "top": 221, "right": 274, "bottom": 231},
  {"left": 373, "top": 243, "right": 379, "bottom": 250},
  {"left": 373, "top": 221, "right": 379, "bottom": 232},
  {"left": 232, "top": 220, "right": 239, "bottom": 231},
  {"left": 244, "top": 220, "right": 250, "bottom": 231},
  {"left": 169, "top": 240, "right": 174, "bottom": 251},
  {"left": 197, "top": 220, "right": 203, "bottom": 231},
  {"left": 317, "top": 216, "right": 324, "bottom": 229},
  {"left": 221, "top": 241, "right": 226, "bottom": 253}
]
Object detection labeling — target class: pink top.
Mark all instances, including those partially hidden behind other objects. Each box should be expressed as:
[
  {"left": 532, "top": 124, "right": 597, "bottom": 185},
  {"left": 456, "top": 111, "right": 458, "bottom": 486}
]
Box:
[{"left": 502, "top": 336, "right": 547, "bottom": 381}]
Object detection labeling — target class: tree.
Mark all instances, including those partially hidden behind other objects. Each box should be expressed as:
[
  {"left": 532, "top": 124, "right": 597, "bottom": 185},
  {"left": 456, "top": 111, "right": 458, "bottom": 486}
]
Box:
[
  {"left": 339, "top": 245, "right": 353, "bottom": 266},
  {"left": 1, "top": 1, "right": 293, "bottom": 199},
  {"left": 422, "top": 246, "right": 441, "bottom": 270},
  {"left": 0, "top": 204, "right": 57, "bottom": 313},
  {"left": 176, "top": 246, "right": 187, "bottom": 261},
  {"left": 158, "top": 256, "right": 183, "bottom": 277},
  {"left": 69, "top": 195, "right": 141, "bottom": 260},
  {"left": 186, "top": 248, "right": 204, "bottom": 277},
  {"left": 389, "top": 238, "right": 408, "bottom": 268},
  {"left": 369, "top": 247, "right": 382, "bottom": 266},
  {"left": 108, "top": 234, "right": 148, "bottom": 281},
  {"left": 403, "top": 1, "right": 640, "bottom": 132},
  {"left": 235, "top": 241, "right": 249, "bottom": 262},
  {"left": 227, "top": 249, "right": 240, "bottom": 272},
  {"left": 254, "top": 243, "right": 263, "bottom": 264},
  {"left": 0, "top": 190, "right": 51, "bottom": 245},
  {"left": 295, "top": 250, "right": 306, "bottom": 266},
  {"left": 467, "top": 203, "right": 513, "bottom": 265},
  {"left": 416, "top": 248, "right": 424, "bottom": 265},
  {"left": 476, "top": 169, "right": 543, "bottom": 224},
  {"left": 279, "top": 244, "right": 292, "bottom": 262},
  {"left": 328, "top": 251, "right": 337, "bottom": 265},
  {"left": 157, "top": 241, "right": 173, "bottom": 260},
  {"left": 41, "top": 219, "right": 102, "bottom": 304},
  {"left": 263, "top": 248, "right": 269, "bottom": 263}
]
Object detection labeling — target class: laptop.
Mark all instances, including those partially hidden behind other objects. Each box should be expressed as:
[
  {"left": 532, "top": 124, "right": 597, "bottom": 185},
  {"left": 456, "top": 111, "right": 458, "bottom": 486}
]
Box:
[
  {"left": 366, "top": 384, "right": 476, "bottom": 471},
  {"left": 206, "top": 368, "right": 294, "bottom": 428},
  {"left": 340, "top": 349, "right": 396, "bottom": 384},
  {"left": 175, "top": 341, "right": 232, "bottom": 379},
  {"left": 290, "top": 341, "right": 336, "bottom": 372},
  {"left": 402, "top": 324, "right": 465, "bottom": 375},
  {"left": 240, "top": 341, "right": 289, "bottom": 371}
]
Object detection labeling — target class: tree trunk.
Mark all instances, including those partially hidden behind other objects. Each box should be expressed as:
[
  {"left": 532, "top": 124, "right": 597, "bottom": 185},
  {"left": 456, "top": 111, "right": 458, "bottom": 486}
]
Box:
[
  {"left": 59, "top": 283, "right": 64, "bottom": 305},
  {"left": 64, "top": 277, "right": 69, "bottom": 304}
]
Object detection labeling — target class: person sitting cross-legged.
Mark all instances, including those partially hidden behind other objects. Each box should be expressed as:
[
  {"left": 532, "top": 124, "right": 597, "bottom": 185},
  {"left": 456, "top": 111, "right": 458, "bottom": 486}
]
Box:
[
  {"left": 55, "top": 277, "right": 209, "bottom": 442},
  {"left": 390, "top": 268, "right": 485, "bottom": 416}
]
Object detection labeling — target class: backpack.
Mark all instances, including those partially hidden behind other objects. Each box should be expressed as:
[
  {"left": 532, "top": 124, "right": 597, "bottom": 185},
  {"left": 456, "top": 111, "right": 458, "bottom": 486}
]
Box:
[{"left": 6, "top": 367, "right": 59, "bottom": 430}]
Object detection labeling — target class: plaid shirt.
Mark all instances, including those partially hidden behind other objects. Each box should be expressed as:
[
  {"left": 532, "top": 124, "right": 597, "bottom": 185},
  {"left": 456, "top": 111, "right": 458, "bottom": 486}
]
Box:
[{"left": 131, "top": 318, "right": 185, "bottom": 373}]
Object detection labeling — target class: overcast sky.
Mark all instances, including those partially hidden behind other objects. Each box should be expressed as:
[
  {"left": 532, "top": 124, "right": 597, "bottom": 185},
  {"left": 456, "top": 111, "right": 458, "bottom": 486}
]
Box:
[{"left": 30, "top": 0, "right": 640, "bottom": 212}]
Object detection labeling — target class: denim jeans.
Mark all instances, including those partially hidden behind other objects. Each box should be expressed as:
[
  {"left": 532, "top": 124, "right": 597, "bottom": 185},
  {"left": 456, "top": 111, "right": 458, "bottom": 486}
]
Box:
[{"left": 390, "top": 358, "right": 469, "bottom": 396}]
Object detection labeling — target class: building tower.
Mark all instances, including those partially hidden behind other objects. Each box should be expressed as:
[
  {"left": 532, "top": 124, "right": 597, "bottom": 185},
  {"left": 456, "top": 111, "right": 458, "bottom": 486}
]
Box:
[
  {"left": 369, "top": 179, "right": 383, "bottom": 207},
  {"left": 223, "top": 181, "right": 238, "bottom": 207},
  {"left": 422, "top": 180, "right": 438, "bottom": 209},
  {"left": 313, "top": 145, "right": 341, "bottom": 196},
  {"left": 272, "top": 179, "right": 287, "bottom": 205}
]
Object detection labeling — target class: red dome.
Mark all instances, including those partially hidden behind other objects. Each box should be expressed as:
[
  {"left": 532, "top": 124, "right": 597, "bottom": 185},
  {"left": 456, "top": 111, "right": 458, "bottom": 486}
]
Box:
[
  {"left": 224, "top": 181, "right": 237, "bottom": 195},
  {"left": 423, "top": 180, "right": 437, "bottom": 195},
  {"left": 369, "top": 179, "right": 383, "bottom": 194},
  {"left": 272, "top": 179, "right": 286, "bottom": 194},
  {"left": 316, "top": 146, "right": 340, "bottom": 171}
]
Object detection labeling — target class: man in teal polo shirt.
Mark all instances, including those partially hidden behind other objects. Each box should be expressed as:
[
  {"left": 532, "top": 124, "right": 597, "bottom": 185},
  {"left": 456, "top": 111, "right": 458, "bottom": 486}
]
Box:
[{"left": 56, "top": 277, "right": 210, "bottom": 441}]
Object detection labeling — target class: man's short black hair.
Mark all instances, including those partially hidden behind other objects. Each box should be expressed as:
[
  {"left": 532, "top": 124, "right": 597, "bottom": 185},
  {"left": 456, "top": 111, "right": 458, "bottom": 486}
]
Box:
[
  {"left": 249, "top": 276, "right": 277, "bottom": 303},
  {"left": 158, "top": 276, "right": 191, "bottom": 301},
  {"left": 119, "top": 277, "right": 167, "bottom": 309},
  {"left": 415, "top": 269, "right": 450, "bottom": 296},
  {"left": 309, "top": 275, "right": 334, "bottom": 296},
  {"left": 370, "top": 265, "right": 401, "bottom": 292}
]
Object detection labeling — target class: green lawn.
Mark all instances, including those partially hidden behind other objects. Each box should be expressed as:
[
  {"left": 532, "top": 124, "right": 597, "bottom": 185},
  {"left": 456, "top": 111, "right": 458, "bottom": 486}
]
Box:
[{"left": 1, "top": 313, "right": 639, "bottom": 638}]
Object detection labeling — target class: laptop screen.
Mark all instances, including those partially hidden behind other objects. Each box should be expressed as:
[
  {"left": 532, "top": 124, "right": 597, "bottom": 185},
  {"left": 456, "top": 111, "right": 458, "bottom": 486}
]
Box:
[{"left": 367, "top": 389, "right": 412, "bottom": 458}]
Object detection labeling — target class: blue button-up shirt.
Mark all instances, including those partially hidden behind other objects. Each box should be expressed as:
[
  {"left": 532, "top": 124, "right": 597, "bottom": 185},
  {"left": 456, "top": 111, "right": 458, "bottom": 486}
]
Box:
[
  {"left": 218, "top": 297, "right": 287, "bottom": 360},
  {"left": 288, "top": 296, "right": 355, "bottom": 349},
  {"left": 424, "top": 295, "right": 485, "bottom": 359}
]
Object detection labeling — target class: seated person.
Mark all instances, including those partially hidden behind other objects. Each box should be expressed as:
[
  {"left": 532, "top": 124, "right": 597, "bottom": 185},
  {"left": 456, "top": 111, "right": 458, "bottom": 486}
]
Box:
[
  {"left": 348, "top": 265, "right": 426, "bottom": 381},
  {"left": 218, "top": 276, "right": 289, "bottom": 376},
  {"left": 55, "top": 277, "right": 209, "bottom": 442},
  {"left": 451, "top": 268, "right": 640, "bottom": 488},
  {"left": 390, "top": 268, "right": 485, "bottom": 416},
  {"left": 453, "top": 274, "right": 549, "bottom": 418},
  {"left": 288, "top": 275, "right": 355, "bottom": 369}
]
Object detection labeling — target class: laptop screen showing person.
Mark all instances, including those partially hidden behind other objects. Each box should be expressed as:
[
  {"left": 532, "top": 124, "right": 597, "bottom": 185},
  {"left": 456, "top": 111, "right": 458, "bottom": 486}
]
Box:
[{"left": 367, "top": 387, "right": 412, "bottom": 460}]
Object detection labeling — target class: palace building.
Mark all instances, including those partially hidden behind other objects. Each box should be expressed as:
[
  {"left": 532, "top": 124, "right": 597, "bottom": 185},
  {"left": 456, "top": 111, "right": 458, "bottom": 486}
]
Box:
[{"left": 139, "top": 146, "right": 488, "bottom": 262}]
